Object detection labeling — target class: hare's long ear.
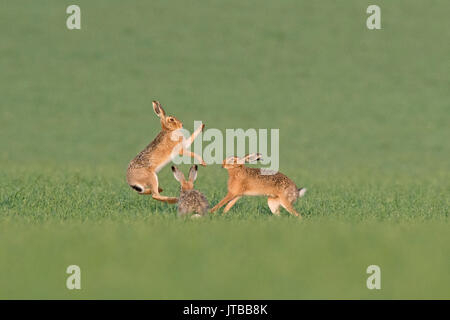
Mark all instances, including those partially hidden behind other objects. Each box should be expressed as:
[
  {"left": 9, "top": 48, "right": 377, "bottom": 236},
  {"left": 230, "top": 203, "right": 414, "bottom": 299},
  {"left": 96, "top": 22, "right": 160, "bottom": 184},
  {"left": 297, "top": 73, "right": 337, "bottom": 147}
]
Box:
[
  {"left": 244, "top": 153, "right": 263, "bottom": 163},
  {"left": 152, "top": 101, "right": 166, "bottom": 119},
  {"left": 188, "top": 165, "right": 198, "bottom": 182},
  {"left": 171, "top": 166, "right": 185, "bottom": 183}
]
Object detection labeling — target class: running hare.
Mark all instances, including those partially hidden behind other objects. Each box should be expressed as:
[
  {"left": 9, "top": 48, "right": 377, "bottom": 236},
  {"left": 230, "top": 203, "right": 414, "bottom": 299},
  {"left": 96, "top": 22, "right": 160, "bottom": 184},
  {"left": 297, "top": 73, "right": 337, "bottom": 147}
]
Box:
[
  {"left": 172, "top": 165, "right": 209, "bottom": 217},
  {"left": 126, "top": 101, "right": 206, "bottom": 204},
  {"left": 210, "top": 153, "right": 306, "bottom": 217}
]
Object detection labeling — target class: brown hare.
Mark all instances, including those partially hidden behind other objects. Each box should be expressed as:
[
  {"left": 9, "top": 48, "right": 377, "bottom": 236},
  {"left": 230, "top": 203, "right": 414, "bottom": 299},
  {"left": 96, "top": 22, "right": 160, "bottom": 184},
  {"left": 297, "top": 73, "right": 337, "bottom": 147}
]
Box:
[
  {"left": 126, "top": 101, "right": 206, "bottom": 204},
  {"left": 210, "top": 153, "right": 307, "bottom": 217},
  {"left": 171, "top": 165, "right": 209, "bottom": 217}
]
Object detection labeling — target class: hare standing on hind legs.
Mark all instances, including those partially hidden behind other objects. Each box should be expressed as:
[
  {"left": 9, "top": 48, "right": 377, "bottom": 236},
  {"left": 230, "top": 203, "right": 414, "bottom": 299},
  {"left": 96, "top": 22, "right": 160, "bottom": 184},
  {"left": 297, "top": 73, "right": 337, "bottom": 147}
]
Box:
[
  {"left": 210, "top": 153, "right": 307, "bottom": 218},
  {"left": 126, "top": 101, "right": 206, "bottom": 204}
]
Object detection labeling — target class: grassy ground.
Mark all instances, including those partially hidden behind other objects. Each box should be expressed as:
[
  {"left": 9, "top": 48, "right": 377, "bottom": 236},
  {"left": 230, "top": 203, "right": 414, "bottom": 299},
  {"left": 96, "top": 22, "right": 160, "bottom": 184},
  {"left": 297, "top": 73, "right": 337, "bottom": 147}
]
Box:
[{"left": 0, "top": 0, "right": 449, "bottom": 299}]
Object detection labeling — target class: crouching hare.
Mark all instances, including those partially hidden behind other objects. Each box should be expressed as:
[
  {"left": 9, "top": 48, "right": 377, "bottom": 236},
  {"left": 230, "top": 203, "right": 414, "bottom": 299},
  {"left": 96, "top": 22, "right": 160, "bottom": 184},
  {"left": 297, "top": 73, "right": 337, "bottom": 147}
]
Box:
[
  {"left": 172, "top": 165, "right": 209, "bottom": 218},
  {"left": 210, "top": 153, "right": 307, "bottom": 218}
]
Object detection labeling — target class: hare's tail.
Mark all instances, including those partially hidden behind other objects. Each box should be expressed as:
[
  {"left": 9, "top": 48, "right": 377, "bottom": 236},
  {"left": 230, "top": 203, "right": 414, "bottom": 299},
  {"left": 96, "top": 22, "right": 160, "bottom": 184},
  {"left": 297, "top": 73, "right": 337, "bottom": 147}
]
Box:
[{"left": 298, "top": 188, "right": 307, "bottom": 198}]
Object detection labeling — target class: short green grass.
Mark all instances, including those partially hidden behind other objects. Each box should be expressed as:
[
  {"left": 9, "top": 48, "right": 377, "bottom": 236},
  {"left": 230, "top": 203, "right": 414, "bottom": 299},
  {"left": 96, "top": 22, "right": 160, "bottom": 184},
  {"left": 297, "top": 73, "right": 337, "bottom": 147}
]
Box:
[{"left": 0, "top": 0, "right": 449, "bottom": 299}]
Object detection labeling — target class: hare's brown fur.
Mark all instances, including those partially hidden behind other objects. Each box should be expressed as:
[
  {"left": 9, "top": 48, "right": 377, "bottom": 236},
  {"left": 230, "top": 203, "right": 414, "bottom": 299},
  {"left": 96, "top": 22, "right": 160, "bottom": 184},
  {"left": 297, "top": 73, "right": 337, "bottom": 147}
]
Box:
[
  {"left": 210, "top": 154, "right": 306, "bottom": 217},
  {"left": 172, "top": 165, "right": 209, "bottom": 217},
  {"left": 126, "top": 101, "right": 206, "bottom": 204},
  {"left": 178, "top": 190, "right": 209, "bottom": 216}
]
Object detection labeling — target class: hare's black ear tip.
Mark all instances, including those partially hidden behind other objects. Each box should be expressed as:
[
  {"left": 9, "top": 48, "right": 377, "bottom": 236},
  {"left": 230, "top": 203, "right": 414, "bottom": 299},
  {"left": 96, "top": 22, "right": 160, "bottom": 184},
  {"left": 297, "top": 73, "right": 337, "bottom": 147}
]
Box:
[
  {"left": 193, "top": 164, "right": 198, "bottom": 170},
  {"left": 171, "top": 166, "right": 176, "bottom": 172}
]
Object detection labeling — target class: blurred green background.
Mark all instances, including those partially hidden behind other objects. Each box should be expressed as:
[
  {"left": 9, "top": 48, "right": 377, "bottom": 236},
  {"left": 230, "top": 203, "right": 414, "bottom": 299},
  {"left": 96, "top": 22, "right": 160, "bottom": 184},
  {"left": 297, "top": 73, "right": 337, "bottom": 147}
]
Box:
[{"left": 0, "top": 0, "right": 449, "bottom": 299}]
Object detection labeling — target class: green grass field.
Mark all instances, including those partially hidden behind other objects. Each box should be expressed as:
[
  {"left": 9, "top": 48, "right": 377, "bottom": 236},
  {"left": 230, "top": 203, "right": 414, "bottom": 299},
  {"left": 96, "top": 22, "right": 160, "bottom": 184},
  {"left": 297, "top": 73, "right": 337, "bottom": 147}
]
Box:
[{"left": 0, "top": 0, "right": 449, "bottom": 299}]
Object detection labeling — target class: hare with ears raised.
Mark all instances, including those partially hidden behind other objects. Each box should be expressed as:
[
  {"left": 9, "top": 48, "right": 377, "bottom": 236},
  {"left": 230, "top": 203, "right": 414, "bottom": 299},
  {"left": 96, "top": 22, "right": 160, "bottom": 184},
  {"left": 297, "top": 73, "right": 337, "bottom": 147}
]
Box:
[
  {"left": 171, "top": 165, "right": 209, "bottom": 217},
  {"left": 126, "top": 101, "right": 206, "bottom": 203},
  {"left": 210, "top": 153, "right": 307, "bottom": 217}
]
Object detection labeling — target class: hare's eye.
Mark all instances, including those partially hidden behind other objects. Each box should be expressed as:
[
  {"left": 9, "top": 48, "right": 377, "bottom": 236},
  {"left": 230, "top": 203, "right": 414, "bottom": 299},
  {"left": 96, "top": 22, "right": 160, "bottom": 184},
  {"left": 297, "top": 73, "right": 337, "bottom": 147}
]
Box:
[{"left": 169, "top": 118, "right": 174, "bottom": 122}]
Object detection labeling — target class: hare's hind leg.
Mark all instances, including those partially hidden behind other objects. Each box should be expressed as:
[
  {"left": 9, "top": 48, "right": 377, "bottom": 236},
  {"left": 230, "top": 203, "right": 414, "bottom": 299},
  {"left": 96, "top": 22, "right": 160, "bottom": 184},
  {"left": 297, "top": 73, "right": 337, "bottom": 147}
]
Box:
[
  {"left": 267, "top": 197, "right": 281, "bottom": 215},
  {"left": 223, "top": 196, "right": 241, "bottom": 213},
  {"left": 152, "top": 194, "right": 177, "bottom": 204},
  {"left": 129, "top": 179, "right": 163, "bottom": 194},
  {"left": 128, "top": 168, "right": 163, "bottom": 194},
  {"left": 280, "top": 197, "right": 301, "bottom": 218},
  {"left": 148, "top": 172, "right": 178, "bottom": 204},
  {"left": 210, "top": 192, "right": 236, "bottom": 213}
]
